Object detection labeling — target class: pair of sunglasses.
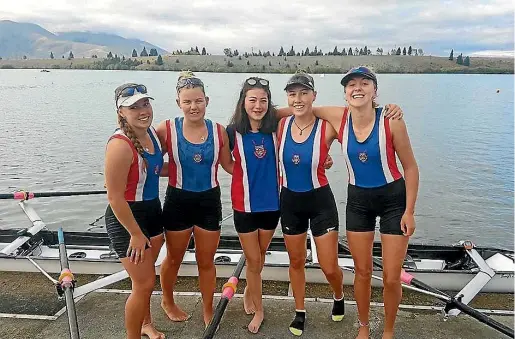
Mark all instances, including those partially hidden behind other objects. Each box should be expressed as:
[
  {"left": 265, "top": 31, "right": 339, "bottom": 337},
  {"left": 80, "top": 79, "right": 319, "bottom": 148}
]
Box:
[
  {"left": 116, "top": 84, "right": 147, "bottom": 102},
  {"left": 246, "top": 78, "right": 269, "bottom": 86}
]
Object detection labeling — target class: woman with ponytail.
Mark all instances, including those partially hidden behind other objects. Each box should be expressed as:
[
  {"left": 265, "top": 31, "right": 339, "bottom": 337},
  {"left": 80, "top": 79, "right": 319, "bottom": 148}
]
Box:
[
  {"left": 156, "top": 71, "right": 233, "bottom": 327},
  {"left": 104, "top": 83, "right": 165, "bottom": 339}
]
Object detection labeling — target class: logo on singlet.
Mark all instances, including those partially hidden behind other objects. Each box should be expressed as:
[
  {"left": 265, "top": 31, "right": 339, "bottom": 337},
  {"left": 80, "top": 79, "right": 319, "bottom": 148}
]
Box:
[
  {"left": 358, "top": 151, "right": 368, "bottom": 163},
  {"left": 292, "top": 154, "right": 300, "bottom": 165},
  {"left": 193, "top": 153, "right": 203, "bottom": 163}
]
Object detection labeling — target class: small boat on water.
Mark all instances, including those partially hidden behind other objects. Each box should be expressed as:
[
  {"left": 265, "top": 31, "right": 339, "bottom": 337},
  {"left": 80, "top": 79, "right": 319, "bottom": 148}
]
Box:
[
  {"left": 1, "top": 190, "right": 514, "bottom": 338},
  {"left": 0, "top": 193, "right": 513, "bottom": 294}
]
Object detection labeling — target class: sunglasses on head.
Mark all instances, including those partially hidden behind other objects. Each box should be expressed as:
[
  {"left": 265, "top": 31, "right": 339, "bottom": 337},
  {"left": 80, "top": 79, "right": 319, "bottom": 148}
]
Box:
[
  {"left": 246, "top": 78, "right": 269, "bottom": 87},
  {"left": 176, "top": 77, "right": 204, "bottom": 90},
  {"left": 116, "top": 84, "right": 147, "bottom": 101}
]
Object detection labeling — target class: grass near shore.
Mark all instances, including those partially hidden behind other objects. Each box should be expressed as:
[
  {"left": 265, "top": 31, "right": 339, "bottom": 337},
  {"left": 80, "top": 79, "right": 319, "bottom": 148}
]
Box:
[{"left": 0, "top": 54, "right": 513, "bottom": 74}]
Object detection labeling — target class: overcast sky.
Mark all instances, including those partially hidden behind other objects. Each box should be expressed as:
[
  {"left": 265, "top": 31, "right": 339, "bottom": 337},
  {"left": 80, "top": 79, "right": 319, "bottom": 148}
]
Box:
[{"left": 1, "top": 0, "right": 514, "bottom": 57}]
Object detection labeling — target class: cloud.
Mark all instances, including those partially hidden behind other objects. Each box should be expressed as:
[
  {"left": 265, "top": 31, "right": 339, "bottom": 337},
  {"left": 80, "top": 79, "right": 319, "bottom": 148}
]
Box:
[{"left": 0, "top": 0, "right": 513, "bottom": 56}]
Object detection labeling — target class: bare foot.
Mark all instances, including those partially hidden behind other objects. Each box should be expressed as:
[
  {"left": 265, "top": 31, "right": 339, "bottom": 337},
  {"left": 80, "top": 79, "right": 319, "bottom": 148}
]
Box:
[
  {"left": 356, "top": 324, "right": 369, "bottom": 339},
  {"left": 248, "top": 310, "right": 264, "bottom": 334},
  {"left": 243, "top": 286, "right": 256, "bottom": 315},
  {"left": 161, "top": 301, "right": 190, "bottom": 322},
  {"left": 141, "top": 322, "right": 166, "bottom": 339},
  {"left": 382, "top": 331, "right": 394, "bottom": 339},
  {"left": 203, "top": 307, "right": 214, "bottom": 328}
]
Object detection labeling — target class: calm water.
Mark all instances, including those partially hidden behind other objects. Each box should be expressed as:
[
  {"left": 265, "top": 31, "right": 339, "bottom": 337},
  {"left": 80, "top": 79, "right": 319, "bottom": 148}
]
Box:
[{"left": 0, "top": 70, "right": 513, "bottom": 249}]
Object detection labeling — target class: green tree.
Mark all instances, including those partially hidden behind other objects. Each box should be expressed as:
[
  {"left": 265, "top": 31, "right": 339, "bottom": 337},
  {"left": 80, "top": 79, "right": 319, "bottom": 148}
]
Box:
[
  {"left": 132, "top": 49, "right": 137, "bottom": 57},
  {"left": 463, "top": 56, "right": 470, "bottom": 66},
  {"left": 50, "top": 52, "right": 54, "bottom": 59},
  {"left": 304, "top": 47, "right": 310, "bottom": 56},
  {"left": 68, "top": 51, "right": 74, "bottom": 60},
  {"left": 456, "top": 53, "right": 463, "bottom": 65},
  {"left": 396, "top": 47, "right": 401, "bottom": 55},
  {"left": 418, "top": 48, "right": 424, "bottom": 56},
  {"left": 278, "top": 46, "right": 285, "bottom": 56},
  {"left": 195, "top": 46, "right": 199, "bottom": 54},
  {"left": 402, "top": 47, "right": 406, "bottom": 55},
  {"left": 348, "top": 47, "right": 353, "bottom": 56},
  {"left": 156, "top": 55, "right": 163, "bottom": 65},
  {"left": 149, "top": 48, "right": 158, "bottom": 56},
  {"left": 202, "top": 47, "right": 206, "bottom": 55},
  {"left": 140, "top": 47, "right": 148, "bottom": 57},
  {"left": 107, "top": 52, "right": 113, "bottom": 58},
  {"left": 449, "top": 49, "right": 454, "bottom": 61},
  {"left": 408, "top": 46, "right": 412, "bottom": 55}
]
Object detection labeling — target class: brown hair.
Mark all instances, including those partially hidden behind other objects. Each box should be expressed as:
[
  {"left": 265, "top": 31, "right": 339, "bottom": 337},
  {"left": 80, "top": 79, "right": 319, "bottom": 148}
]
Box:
[
  {"left": 228, "top": 77, "right": 278, "bottom": 135},
  {"left": 117, "top": 113, "right": 148, "bottom": 170}
]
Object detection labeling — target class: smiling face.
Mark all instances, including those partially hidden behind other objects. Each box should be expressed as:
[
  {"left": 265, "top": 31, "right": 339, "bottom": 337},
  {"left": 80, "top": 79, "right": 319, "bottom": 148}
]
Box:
[
  {"left": 286, "top": 85, "right": 317, "bottom": 117},
  {"left": 176, "top": 86, "right": 209, "bottom": 123},
  {"left": 344, "top": 76, "right": 377, "bottom": 108},
  {"left": 118, "top": 98, "right": 153, "bottom": 130},
  {"left": 244, "top": 88, "right": 269, "bottom": 124}
]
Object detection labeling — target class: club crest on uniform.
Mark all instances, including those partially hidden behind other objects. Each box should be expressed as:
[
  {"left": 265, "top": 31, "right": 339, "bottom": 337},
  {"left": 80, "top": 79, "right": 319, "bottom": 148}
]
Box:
[
  {"left": 254, "top": 144, "right": 266, "bottom": 159},
  {"left": 358, "top": 151, "right": 368, "bottom": 163},
  {"left": 193, "top": 153, "right": 203, "bottom": 163},
  {"left": 292, "top": 154, "right": 300, "bottom": 165}
]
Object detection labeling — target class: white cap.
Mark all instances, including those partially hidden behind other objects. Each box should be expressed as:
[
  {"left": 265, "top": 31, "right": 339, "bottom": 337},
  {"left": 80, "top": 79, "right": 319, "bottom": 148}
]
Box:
[{"left": 116, "top": 92, "right": 153, "bottom": 109}]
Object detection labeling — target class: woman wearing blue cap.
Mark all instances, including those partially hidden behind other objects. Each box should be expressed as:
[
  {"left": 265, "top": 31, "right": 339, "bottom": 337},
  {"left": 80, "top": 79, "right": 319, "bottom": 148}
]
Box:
[{"left": 334, "top": 66, "right": 419, "bottom": 339}]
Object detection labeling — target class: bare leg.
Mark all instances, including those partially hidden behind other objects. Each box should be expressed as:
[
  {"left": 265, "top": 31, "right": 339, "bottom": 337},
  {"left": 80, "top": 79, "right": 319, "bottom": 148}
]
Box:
[
  {"left": 347, "top": 231, "right": 375, "bottom": 339},
  {"left": 313, "top": 231, "right": 343, "bottom": 299},
  {"left": 160, "top": 228, "right": 192, "bottom": 322},
  {"left": 239, "top": 229, "right": 275, "bottom": 333},
  {"left": 141, "top": 234, "right": 165, "bottom": 339},
  {"left": 193, "top": 226, "right": 221, "bottom": 326},
  {"left": 380, "top": 234, "right": 409, "bottom": 339},
  {"left": 121, "top": 249, "right": 156, "bottom": 339},
  {"left": 284, "top": 233, "right": 308, "bottom": 311}
]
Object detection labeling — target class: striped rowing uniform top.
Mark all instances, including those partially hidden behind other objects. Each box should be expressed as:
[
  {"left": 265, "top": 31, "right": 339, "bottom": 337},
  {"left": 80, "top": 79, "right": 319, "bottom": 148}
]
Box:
[
  {"left": 227, "top": 126, "right": 280, "bottom": 213},
  {"left": 165, "top": 117, "right": 224, "bottom": 192},
  {"left": 108, "top": 127, "right": 163, "bottom": 201},
  {"left": 337, "top": 107, "right": 403, "bottom": 188},
  {"left": 278, "top": 116, "right": 329, "bottom": 192}
]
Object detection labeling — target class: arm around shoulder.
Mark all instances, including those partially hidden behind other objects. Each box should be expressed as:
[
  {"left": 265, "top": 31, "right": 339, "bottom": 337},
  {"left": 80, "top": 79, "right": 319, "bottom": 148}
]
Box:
[{"left": 218, "top": 125, "right": 234, "bottom": 175}]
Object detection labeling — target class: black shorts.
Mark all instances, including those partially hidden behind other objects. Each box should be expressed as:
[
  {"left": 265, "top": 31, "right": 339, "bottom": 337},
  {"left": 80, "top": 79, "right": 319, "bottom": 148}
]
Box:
[
  {"left": 162, "top": 185, "right": 222, "bottom": 232},
  {"left": 346, "top": 178, "right": 406, "bottom": 235},
  {"left": 105, "top": 197, "right": 164, "bottom": 258},
  {"left": 280, "top": 185, "right": 339, "bottom": 237},
  {"left": 233, "top": 210, "right": 280, "bottom": 234}
]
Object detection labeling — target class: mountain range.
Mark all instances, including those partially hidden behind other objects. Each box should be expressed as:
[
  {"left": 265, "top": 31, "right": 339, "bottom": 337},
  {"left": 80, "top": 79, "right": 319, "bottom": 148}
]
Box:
[{"left": 0, "top": 20, "right": 169, "bottom": 59}]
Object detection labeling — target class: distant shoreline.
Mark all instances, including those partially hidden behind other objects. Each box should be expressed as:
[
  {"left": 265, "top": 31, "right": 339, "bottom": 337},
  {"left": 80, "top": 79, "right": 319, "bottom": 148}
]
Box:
[{"left": 0, "top": 55, "right": 513, "bottom": 74}]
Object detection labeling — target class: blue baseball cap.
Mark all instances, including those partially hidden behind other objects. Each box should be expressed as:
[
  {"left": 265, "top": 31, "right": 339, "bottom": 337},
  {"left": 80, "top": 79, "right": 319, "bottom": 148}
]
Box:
[{"left": 340, "top": 66, "right": 377, "bottom": 87}]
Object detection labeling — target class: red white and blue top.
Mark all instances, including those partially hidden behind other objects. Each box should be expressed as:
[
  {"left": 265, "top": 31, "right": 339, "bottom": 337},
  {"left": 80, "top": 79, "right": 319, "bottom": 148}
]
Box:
[
  {"left": 165, "top": 117, "right": 224, "bottom": 192},
  {"left": 338, "top": 107, "right": 403, "bottom": 188},
  {"left": 278, "top": 116, "right": 329, "bottom": 192},
  {"left": 109, "top": 127, "right": 163, "bottom": 201}
]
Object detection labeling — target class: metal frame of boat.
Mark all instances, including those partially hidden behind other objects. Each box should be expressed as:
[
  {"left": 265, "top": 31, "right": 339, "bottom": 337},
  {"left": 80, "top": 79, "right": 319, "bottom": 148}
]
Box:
[
  {"left": 1, "top": 199, "right": 513, "bottom": 294},
  {"left": 1, "top": 192, "right": 514, "bottom": 338}
]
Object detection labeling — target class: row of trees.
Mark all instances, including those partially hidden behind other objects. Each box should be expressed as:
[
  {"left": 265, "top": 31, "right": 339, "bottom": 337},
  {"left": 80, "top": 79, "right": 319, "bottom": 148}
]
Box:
[
  {"left": 223, "top": 46, "right": 425, "bottom": 57},
  {"left": 449, "top": 49, "right": 471, "bottom": 66}
]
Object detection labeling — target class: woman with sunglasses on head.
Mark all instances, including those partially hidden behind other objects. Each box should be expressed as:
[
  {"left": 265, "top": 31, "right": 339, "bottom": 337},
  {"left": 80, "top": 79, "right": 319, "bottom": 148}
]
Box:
[
  {"left": 155, "top": 71, "right": 233, "bottom": 327},
  {"left": 226, "top": 76, "right": 336, "bottom": 334},
  {"left": 337, "top": 66, "right": 419, "bottom": 339},
  {"left": 104, "top": 83, "right": 165, "bottom": 339}
]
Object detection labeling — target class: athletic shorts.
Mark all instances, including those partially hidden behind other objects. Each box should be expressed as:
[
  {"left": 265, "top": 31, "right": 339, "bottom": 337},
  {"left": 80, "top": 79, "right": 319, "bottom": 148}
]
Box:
[
  {"left": 280, "top": 185, "right": 339, "bottom": 237},
  {"left": 105, "top": 197, "right": 164, "bottom": 258},
  {"left": 233, "top": 210, "right": 280, "bottom": 234},
  {"left": 346, "top": 178, "right": 406, "bottom": 235},
  {"left": 162, "top": 185, "right": 222, "bottom": 232}
]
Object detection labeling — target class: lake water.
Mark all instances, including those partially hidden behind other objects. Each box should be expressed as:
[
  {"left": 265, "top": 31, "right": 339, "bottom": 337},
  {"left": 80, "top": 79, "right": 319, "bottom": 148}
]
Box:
[{"left": 0, "top": 69, "right": 513, "bottom": 249}]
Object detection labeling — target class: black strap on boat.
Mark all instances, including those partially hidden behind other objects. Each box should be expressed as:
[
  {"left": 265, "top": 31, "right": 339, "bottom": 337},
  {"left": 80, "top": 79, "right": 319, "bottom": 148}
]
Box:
[
  {"left": 338, "top": 238, "right": 514, "bottom": 338},
  {"left": 202, "top": 254, "right": 246, "bottom": 339},
  {"left": 0, "top": 190, "right": 106, "bottom": 200}
]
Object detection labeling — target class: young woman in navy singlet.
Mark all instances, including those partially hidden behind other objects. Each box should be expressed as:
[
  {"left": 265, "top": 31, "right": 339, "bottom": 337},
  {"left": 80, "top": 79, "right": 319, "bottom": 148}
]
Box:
[
  {"left": 104, "top": 83, "right": 165, "bottom": 339},
  {"left": 155, "top": 71, "right": 233, "bottom": 327},
  {"left": 340, "top": 66, "right": 419, "bottom": 339},
  {"left": 277, "top": 71, "right": 345, "bottom": 336}
]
